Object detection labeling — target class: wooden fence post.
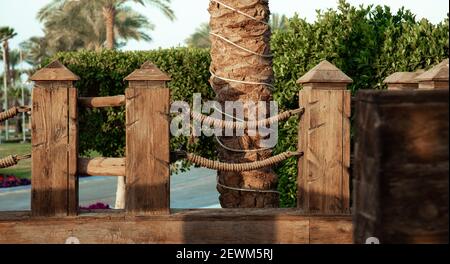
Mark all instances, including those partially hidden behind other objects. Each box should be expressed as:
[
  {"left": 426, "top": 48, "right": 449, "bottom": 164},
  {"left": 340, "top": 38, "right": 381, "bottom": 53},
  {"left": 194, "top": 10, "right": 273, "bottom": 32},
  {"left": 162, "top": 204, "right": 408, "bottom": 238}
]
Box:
[
  {"left": 383, "top": 71, "right": 423, "bottom": 90},
  {"left": 125, "top": 61, "right": 171, "bottom": 215},
  {"left": 297, "top": 60, "right": 352, "bottom": 214},
  {"left": 30, "top": 60, "right": 79, "bottom": 217},
  {"left": 416, "top": 59, "right": 449, "bottom": 89},
  {"left": 353, "top": 89, "right": 449, "bottom": 244}
]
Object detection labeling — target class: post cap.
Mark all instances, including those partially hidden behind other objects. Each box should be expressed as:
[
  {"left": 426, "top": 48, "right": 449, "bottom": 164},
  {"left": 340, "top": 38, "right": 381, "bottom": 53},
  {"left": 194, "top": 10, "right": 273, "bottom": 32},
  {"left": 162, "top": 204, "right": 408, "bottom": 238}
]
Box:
[
  {"left": 30, "top": 60, "right": 80, "bottom": 81},
  {"left": 124, "top": 61, "right": 171, "bottom": 81},
  {"left": 297, "top": 60, "right": 353, "bottom": 85},
  {"left": 415, "top": 59, "right": 449, "bottom": 82},
  {"left": 384, "top": 71, "right": 423, "bottom": 84}
]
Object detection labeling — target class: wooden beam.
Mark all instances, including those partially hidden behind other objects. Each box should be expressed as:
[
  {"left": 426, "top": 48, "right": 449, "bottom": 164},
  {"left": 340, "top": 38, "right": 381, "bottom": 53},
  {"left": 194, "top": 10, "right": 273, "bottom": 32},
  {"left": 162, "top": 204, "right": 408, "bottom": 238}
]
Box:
[
  {"left": 0, "top": 210, "right": 352, "bottom": 244},
  {"left": 78, "top": 158, "right": 125, "bottom": 177},
  {"left": 78, "top": 95, "right": 125, "bottom": 108},
  {"left": 354, "top": 89, "right": 449, "bottom": 244}
]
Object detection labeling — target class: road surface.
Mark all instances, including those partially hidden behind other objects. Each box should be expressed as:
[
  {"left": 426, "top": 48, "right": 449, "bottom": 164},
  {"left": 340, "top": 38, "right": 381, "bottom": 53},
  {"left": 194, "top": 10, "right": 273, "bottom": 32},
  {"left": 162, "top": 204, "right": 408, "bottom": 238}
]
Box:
[{"left": 0, "top": 167, "right": 221, "bottom": 211}]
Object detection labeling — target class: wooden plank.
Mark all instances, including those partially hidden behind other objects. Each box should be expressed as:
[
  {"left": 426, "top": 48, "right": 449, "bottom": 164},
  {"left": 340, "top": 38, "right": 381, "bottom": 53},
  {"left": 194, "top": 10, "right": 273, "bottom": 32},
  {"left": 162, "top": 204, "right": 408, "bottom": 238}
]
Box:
[
  {"left": 310, "top": 218, "right": 353, "bottom": 244},
  {"left": 298, "top": 89, "right": 350, "bottom": 214},
  {"left": 0, "top": 210, "right": 352, "bottom": 244},
  {"left": 298, "top": 90, "right": 309, "bottom": 211},
  {"left": 126, "top": 87, "right": 170, "bottom": 215},
  {"left": 68, "top": 87, "right": 78, "bottom": 216},
  {"left": 78, "top": 157, "right": 125, "bottom": 176},
  {"left": 31, "top": 81, "right": 77, "bottom": 216},
  {"left": 354, "top": 89, "right": 449, "bottom": 244},
  {"left": 78, "top": 95, "right": 125, "bottom": 108}
]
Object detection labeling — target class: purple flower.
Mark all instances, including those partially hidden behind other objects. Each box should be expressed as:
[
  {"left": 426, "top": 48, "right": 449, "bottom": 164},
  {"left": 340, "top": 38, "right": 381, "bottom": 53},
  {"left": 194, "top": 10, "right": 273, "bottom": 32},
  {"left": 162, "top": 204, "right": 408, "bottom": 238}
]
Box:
[{"left": 80, "top": 202, "right": 110, "bottom": 210}]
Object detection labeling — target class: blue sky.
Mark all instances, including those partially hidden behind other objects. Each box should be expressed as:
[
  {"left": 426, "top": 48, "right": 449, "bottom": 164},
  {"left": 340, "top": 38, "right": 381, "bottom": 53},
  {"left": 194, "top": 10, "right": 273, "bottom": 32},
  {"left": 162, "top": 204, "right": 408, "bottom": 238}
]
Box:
[{"left": 0, "top": 0, "right": 449, "bottom": 52}]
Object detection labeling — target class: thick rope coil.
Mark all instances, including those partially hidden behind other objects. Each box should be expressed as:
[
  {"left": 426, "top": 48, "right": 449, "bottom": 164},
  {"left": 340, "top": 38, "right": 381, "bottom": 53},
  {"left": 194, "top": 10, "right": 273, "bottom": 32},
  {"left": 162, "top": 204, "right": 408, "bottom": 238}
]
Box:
[
  {"left": 186, "top": 151, "right": 303, "bottom": 172},
  {"left": 191, "top": 107, "right": 305, "bottom": 130},
  {"left": 0, "top": 154, "right": 31, "bottom": 169},
  {"left": 0, "top": 106, "right": 31, "bottom": 123}
]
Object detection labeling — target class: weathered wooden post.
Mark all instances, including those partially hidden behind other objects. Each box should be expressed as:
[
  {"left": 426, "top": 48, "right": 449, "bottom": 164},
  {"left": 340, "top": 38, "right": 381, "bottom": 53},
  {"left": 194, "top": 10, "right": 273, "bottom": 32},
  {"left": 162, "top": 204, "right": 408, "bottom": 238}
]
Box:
[
  {"left": 353, "top": 89, "right": 449, "bottom": 244},
  {"left": 384, "top": 71, "right": 423, "bottom": 90},
  {"left": 30, "top": 60, "right": 79, "bottom": 217},
  {"left": 297, "top": 60, "right": 352, "bottom": 214},
  {"left": 124, "top": 61, "right": 171, "bottom": 215},
  {"left": 416, "top": 59, "right": 449, "bottom": 89}
]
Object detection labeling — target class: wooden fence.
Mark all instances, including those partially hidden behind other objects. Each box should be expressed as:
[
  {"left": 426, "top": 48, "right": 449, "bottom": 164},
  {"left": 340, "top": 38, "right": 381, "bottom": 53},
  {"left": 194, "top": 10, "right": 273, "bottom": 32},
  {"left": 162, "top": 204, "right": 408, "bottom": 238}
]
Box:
[{"left": 0, "top": 58, "right": 448, "bottom": 244}]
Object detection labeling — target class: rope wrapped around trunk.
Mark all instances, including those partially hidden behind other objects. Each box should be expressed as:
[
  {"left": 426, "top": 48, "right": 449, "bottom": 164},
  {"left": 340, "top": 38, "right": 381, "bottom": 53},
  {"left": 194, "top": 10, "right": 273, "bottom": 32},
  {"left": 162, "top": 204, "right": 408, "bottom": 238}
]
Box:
[
  {"left": 191, "top": 107, "right": 305, "bottom": 130},
  {"left": 0, "top": 106, "right": 31, "bottom": 123},
  {"left": 186, "top": 151, "right": 303, "bottom": 172},
  {"left": 0, "top": 154, "right": 31, "bottom": 169}
]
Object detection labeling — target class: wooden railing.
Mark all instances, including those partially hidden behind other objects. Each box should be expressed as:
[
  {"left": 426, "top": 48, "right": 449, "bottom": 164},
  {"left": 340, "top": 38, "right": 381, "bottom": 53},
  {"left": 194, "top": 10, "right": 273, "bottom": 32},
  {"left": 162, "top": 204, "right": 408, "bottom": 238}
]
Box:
[{"left": 1, "top": 58, "right": 447, "bottom": 244}]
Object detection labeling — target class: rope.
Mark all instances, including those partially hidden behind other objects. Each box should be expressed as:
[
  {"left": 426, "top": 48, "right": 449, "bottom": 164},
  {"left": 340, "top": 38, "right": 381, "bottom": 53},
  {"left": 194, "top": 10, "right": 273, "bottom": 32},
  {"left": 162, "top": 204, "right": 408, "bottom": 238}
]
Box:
[
  {"left": 215, "top": 135, "right": 272, "bottom": 153},
  {"left": 210, "top": 32, "right": 273, "bottom": 58},
  {"left": 191, "top": 107, "right": 305, "bottom": 130},
  {"left": 186, "top": 151, "right": 303, "bottom": 172},
  {"left": 210, "top": 0, "right": 269, "bottom": 25},
  {"left": 216, "top": 175, "right": 280, "bottom": 194},
  {"left": 0, "top": 106, "right": 31, "bottom": 123},
  {"left": 0, "top": 154, "right": 31, "bottom": 169},
  {"left": 210, "top": 69, "right": 275, "bottom": 91},
  {"left": 209, "top": 0, "right": 275, "bottom": 89}
]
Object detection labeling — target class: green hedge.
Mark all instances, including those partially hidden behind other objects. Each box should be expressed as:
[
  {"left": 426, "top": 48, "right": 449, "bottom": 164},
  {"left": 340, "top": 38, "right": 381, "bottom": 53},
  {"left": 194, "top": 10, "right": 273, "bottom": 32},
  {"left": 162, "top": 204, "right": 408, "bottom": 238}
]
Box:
[
  {"left": 52, "top": 48, "right": 216, "bottom": 171},
  {"left": 49, "top": 0, "right": 449, "bottom": 207},
  {"left": 271, "top": 1, "right": 449, "bottom": 207}
]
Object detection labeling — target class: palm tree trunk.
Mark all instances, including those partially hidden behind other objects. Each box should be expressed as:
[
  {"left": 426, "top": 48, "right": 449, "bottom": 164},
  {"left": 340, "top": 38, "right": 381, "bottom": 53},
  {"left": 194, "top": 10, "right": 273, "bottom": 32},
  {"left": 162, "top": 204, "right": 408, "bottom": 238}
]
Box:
[
  {"left": 2, "top": 40, "right": 10, "bottom": 141},
  {"left": 103, "top": 3, "right": 124, "bottom": 208},
  {"left": 103, "top": 5, "right": 116, "bottom": 50},
  {"left": 208, "top": 0, "right": 279, "bottom": 208},
  {"left": 2, "top": 41, "right": 10, "bottom": 87}
]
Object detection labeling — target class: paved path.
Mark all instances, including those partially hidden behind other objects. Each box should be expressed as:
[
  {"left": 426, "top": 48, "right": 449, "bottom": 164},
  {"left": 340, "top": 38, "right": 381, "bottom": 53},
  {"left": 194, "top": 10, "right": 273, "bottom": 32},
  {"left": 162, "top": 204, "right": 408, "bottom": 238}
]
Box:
[{"left": 0, "top": 167, "right": 220, "bottom": 211}]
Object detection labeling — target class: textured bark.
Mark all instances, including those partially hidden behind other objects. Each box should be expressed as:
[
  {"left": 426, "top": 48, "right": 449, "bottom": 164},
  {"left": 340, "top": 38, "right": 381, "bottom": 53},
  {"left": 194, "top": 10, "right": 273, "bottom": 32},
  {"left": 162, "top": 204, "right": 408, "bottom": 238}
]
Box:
[
  {"left": 2, "top": 41, "right": 10, "bottom": 87},
  {"left": 103, "top": 5, "right": 121, "bottom": 207},
  {"left": 103, "top": 6, "right": 116, "bottom": 50},
  {"left": 209, "top": 0, "right": 279, "bottom": 208}
]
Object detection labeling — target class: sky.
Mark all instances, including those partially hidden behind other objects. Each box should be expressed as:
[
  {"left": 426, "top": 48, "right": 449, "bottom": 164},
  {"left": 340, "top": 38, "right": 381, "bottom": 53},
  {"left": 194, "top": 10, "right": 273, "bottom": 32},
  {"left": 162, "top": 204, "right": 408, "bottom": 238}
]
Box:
[{"left": 0, "top": 0, "right": 449, "bottom": 52}]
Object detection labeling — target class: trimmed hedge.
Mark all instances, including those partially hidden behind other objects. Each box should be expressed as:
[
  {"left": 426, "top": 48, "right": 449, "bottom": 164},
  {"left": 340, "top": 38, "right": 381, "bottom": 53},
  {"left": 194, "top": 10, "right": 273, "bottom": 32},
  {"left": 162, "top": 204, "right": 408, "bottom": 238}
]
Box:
[
  {"left": 49, "top": 1, "right": 449, "bottom": 207},
  {"left": 52, "top": 48, "right": 216, "bottom": 172},
  {"left": 271, "top": 1, "right": 448, "bottom": 207}
]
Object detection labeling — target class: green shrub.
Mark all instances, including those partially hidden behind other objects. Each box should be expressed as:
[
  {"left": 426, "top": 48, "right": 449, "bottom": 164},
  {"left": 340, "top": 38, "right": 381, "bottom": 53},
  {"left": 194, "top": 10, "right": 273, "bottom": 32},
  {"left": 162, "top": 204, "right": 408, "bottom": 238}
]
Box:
[
  {"left": 271, "top": 0, "right": 449, "bottom": 207},
  {"left": 52, "top": 48, "right": 216, "bottom": 172},
  {"left": 49, "top": 0, "right": 448, "bottom": 207}
]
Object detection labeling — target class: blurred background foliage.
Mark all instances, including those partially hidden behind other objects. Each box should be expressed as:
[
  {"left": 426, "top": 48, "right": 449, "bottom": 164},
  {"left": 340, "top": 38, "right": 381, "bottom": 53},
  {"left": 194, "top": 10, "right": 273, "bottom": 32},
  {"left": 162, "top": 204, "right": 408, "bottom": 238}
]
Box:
[{"left": 39, "top": 0, "right": 449, "bottom": 207}]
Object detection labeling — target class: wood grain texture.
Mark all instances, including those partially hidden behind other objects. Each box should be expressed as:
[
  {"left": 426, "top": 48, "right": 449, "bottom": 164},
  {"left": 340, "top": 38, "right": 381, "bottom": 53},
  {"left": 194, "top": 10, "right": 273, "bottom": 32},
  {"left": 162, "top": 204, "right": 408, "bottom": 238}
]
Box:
[
  {"left": 31, "top": 81, "right": 78, "bottom": 217},
  {"left": 354, "top": 90, "right": 449, "bottom": 244},
  {"left": 0, "top": 210, "right": 352, "bottom": 244},
  {"left": 78, "top": 95, "right": 125, "bottom": 108},
  {"left": 298, "top": 89, "right": 351, "bottom": 214},
  {"left": 30, "top": 60, "right": 80, "bottom": 81},
  {"left": 125, "top": 86, "right": 170, "bottom": 215},
  {"left": 78, "top": 157, "right": 125, "bottom": 176}
]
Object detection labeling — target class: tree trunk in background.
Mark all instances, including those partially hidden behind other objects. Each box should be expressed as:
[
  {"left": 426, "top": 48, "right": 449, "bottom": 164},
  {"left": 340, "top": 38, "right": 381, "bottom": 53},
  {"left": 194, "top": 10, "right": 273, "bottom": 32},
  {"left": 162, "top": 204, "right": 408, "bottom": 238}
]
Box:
[
  {"left": 115, "top": 176, "right": 126, "bottom": 209},
  {"left": 2, "top": 41, "right": 10, "bottom": 87},
  {"left": 103, "top": 5, "right": 116, "bottom": 50},
  {"left": 103, "top": 4, "right": 124, "bottom": 208},
  {"left": 208, "top": 0, "right": 279, "bottom": 208}
]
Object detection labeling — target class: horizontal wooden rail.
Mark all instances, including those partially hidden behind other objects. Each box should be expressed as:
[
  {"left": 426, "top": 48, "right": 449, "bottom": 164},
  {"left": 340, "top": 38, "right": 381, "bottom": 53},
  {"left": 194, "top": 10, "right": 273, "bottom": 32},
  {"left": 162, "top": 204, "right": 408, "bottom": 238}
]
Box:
[
  {"left": 78, "top": 157, "right": 125, "bottom": 177},
  {"left": 0, "top": 209, "right": 353, "bottom": 244},
  {"left": 78, "top": 95, "right": 125, "bottom": 108}
]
